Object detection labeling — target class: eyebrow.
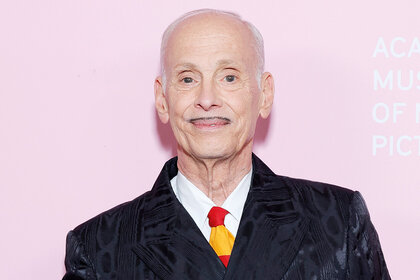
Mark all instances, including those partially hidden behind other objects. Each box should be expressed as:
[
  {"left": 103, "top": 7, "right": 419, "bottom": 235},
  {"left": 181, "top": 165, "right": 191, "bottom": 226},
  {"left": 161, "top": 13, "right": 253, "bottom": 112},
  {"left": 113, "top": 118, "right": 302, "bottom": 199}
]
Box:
[
  {"left": 216, "top": 59, "right": 237, "bottom": 67},
  {"left": 173, "top": 60, "right": 241, "bottom": 73},
  {"left": 174, "top": 63, "right": 198, "bottom": 71}
]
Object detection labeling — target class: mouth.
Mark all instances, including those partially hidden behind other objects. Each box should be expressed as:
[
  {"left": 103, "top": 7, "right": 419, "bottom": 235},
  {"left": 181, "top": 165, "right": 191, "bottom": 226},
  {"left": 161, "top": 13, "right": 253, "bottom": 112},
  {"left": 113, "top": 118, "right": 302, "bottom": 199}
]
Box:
[{"left": 188, "top": 117, "right": 231, "bottom": 129}]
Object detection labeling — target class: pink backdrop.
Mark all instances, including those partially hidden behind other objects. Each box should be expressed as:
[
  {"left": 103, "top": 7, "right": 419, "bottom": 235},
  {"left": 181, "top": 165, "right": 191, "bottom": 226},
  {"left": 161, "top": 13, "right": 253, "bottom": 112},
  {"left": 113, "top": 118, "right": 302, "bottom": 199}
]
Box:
[{"left": 1, "top": 1, "right": 419, "bottom": 279}]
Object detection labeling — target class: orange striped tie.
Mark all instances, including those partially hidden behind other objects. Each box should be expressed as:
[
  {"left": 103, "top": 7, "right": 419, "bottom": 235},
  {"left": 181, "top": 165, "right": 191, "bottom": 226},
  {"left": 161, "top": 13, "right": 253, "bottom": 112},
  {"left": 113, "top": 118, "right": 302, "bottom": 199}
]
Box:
[{"left": 207, "top": 206, "right": 235, "bottom": 267}]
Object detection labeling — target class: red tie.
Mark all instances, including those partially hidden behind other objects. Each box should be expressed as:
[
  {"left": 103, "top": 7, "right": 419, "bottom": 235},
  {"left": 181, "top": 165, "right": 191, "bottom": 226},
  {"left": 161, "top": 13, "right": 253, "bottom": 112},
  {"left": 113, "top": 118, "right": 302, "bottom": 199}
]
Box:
[{"left": 207, "top": 206, "right": 235, "bottom": 267}]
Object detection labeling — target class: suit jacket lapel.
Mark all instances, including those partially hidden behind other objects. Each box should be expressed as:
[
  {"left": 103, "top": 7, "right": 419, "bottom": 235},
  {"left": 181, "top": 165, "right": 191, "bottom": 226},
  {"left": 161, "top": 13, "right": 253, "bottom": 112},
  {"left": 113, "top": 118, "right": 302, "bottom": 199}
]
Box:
[
  {"left": 132, "top": 155, "right": 309, "bottom": 280},
  {"left": 132, "top": 158, "right": 225, "bottom": 280},
  {"left": 224, "top": 155, "right": 310, "bottom": 280}
]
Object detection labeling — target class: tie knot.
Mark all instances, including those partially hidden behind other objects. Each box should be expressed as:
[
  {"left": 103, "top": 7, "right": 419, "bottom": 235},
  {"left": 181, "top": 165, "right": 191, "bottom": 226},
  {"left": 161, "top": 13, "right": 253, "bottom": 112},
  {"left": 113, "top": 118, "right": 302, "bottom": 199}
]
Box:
[{"left": 208, "top": 206, "right": 229, "bottom": 227}]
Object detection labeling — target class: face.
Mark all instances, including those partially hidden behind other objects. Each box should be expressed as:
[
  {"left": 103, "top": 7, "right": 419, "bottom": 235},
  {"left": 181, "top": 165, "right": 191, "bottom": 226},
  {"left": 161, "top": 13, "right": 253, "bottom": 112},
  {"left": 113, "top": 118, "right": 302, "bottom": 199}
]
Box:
[{"left": 155, "top": 14, "right": 274, "bottom": 160}]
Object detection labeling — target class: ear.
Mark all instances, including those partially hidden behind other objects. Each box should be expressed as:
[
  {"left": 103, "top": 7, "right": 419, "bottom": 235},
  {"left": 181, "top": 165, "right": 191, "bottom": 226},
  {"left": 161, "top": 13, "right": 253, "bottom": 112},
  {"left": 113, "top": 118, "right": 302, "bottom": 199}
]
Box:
[
  {"left": 258, "top": 72, "right": 275, "bottom": 119},
  {"left": 154, "top": 77, "right": 169, "bottom": 124}
]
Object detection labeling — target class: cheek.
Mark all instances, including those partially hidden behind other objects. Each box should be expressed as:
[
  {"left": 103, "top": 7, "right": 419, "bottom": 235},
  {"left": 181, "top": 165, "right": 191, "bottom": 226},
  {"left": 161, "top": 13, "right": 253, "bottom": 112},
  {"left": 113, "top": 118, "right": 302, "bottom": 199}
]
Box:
[
  {"left": 168, "top": 94, "right": 190, "bottom": 117},
  {"left": 234, "top": 95, "right": 260, "bottom": 135},
  {"left": 230, "top": 93, "right": 259, "bottom": 118},
  {"left": 167, "top": 94, "right": 195, "bottom": 137}
]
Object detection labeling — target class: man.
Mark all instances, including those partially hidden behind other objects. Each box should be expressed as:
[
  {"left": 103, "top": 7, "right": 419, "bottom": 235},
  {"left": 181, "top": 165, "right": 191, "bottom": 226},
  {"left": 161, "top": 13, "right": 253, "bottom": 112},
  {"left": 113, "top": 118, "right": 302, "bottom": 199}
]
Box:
[{"left": 63, "top": 9, "right": 390, "bottom": 279}]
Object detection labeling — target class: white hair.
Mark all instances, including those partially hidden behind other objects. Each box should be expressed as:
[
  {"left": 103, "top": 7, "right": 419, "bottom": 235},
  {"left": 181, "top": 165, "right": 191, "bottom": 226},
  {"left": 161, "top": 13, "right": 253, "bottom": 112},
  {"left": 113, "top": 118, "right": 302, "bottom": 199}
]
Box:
[{"left": 160, "top": 9, "right": 265, "bottom": 88}]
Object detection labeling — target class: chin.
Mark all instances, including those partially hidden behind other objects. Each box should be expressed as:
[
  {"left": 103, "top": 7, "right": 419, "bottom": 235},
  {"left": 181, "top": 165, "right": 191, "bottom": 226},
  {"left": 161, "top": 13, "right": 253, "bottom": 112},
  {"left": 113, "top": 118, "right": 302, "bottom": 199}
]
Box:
[
  {"left": 189, "top": 144, "right": 234, "bottom": 160},
  {"left": 198, "top": 150, "right": 228, "bottom": 159},
  {"left": 178, "top": 133, "right": 244, "bottom": 160}
]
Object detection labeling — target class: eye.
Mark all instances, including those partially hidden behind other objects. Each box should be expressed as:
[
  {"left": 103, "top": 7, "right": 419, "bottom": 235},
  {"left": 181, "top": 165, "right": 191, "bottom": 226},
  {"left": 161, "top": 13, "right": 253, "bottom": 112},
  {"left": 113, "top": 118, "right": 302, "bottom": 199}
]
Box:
[
  {"left": 182, "top": 77, "right": 194, "bottom": 83},
  {"left": 224, "top": 75, "right": 236, "bottom": 82}
]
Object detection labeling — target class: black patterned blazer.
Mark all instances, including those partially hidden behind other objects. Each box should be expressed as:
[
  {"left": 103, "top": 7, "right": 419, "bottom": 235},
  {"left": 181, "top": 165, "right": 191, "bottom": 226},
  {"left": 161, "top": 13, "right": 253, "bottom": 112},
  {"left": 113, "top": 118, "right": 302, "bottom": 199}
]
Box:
[{"left": 63, "top": 154, "right": 390, "bottom": 279}]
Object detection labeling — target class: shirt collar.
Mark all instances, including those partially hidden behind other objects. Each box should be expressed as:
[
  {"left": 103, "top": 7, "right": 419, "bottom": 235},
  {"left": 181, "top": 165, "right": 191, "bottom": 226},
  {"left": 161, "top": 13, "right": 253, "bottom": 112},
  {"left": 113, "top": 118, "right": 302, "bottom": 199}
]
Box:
[
  {"left": 175, "top": 172, "right": 214, "bottom": 230},
  {"left": 173, "top": 168, "right": 252, "bottom": 229},
  {"left": 221, "top": 169, "right": 252, "bottom": 222}
]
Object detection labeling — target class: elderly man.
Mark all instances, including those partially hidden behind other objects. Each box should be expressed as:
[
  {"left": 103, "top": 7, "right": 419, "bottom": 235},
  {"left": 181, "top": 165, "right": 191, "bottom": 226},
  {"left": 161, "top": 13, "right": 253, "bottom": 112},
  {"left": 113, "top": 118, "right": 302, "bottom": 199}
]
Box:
[{"left": 63, "top": 9, "right": 390, "bottom": 280}]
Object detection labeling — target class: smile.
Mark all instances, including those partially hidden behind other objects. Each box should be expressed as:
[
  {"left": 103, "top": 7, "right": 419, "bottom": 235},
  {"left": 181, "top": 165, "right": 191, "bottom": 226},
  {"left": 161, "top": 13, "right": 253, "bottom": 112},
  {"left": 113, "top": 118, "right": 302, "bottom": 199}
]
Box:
[{"left": 189, "top": 117, "right": 231, "bottom": 129}]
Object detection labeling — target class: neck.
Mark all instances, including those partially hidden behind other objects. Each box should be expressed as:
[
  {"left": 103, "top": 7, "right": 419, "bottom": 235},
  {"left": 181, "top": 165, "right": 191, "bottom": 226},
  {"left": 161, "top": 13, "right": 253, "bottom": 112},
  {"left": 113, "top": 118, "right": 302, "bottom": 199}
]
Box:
[{"left": 177, "top": 142, "right": 253, "bottom": 206}]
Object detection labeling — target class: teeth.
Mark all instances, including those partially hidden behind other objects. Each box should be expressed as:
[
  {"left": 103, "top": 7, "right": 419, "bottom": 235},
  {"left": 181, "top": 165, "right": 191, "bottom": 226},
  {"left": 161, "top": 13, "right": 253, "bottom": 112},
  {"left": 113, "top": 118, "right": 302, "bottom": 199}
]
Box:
[{"left": 210, "top": 124, "right": 215, "bottom": 127}]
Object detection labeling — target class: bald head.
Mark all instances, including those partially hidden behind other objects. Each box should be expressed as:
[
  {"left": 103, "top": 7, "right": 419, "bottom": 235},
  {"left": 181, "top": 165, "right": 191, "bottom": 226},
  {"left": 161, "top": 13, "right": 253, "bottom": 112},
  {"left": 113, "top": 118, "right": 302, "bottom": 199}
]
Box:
[
  {"left": 160, "top": 9, "right": 265, "bottom": 86},
  {"left": 153, "top": 9, "right": 275, "bottom": 165}
]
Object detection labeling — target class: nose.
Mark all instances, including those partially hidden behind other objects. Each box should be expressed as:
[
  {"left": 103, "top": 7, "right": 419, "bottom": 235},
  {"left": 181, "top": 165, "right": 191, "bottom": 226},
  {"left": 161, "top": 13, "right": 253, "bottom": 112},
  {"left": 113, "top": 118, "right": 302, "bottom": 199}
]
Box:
[{"left": 194, "top": 80, "right": 222, "bottom": 111}]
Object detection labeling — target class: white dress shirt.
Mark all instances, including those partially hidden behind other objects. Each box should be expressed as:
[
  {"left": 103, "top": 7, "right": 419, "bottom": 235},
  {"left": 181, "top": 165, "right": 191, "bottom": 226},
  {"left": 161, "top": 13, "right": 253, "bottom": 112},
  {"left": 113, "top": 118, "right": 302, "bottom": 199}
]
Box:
[{"left": 170, "top": 169, "right": 252, "bottom": 241}]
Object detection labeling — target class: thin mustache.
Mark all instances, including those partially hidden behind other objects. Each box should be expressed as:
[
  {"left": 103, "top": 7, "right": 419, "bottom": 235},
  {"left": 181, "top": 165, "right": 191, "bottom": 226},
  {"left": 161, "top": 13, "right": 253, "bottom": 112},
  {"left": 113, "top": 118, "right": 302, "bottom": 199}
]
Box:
[{"left": 188, "top": 116, "right": 231, "bottom": 123}]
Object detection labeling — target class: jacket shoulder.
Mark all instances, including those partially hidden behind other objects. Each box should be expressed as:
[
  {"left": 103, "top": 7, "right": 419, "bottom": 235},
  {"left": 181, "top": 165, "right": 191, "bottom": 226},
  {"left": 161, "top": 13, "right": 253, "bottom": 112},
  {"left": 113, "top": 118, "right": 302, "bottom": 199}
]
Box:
[
  {"left": 70, "top": 191, "right": 150, "bottom": 244},
  {"left": 64, "top": 191, "right": 152, "bottom": 278},
  {"left": 270, "top": 175, "right": 357, "bottom": 224},
  {"left": 252, "top": 154, "right": 355, "bottom": 206},
  {"left": 280, "top": 175, "right": 353, "bottom": 195}
]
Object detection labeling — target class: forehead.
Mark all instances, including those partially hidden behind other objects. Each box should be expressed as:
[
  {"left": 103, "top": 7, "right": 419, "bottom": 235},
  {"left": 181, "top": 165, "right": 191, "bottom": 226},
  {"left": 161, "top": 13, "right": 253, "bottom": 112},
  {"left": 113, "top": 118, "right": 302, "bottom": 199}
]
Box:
[{"left": 164, "top": 13, "right": 257, "bottom": 69}]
